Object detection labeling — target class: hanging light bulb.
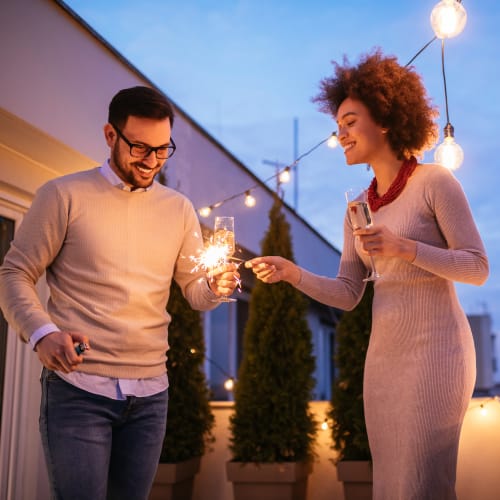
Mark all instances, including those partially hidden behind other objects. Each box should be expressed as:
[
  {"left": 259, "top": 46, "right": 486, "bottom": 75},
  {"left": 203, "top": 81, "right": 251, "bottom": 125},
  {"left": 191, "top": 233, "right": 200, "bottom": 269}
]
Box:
[
  {"left": 327, "top": 132, "right": 339, "bottom": 148},
  {"left": 224, "top": 378, "right": 235, "bottom": 391},
  {"left": 198, "top": 206, "right": 212, "bottom": 218},
  {"left": 430, "top": 0, "right": 467, "bottom": 39},
  {"left": 244, "top": 190, "right": 256, "bottom": 207},
  {"left": 279, "top": 167, "right": 291, "bottom": 184},
  {"left": 434, "top": 123, "right": 464, "bottom": 170},
  {"left": 321, "top": 418, "right": 329, "bottom": 431}
]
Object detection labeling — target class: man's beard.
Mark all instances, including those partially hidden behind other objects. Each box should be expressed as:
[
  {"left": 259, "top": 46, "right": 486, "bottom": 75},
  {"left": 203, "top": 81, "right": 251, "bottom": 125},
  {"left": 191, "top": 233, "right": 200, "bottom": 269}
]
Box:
[{"left": 111, "top": 146, "right": 158, "bottom": 189}]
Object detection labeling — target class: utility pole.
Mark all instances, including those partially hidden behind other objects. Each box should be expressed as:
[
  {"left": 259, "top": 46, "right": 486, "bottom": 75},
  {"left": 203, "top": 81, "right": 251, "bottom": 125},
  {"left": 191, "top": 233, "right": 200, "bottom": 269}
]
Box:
[
  {"left": 263, "top": 118, "right": 299, "bottom": 207},
  {"left": 262, "top": 159, "right": 287, "bottom": 197}
]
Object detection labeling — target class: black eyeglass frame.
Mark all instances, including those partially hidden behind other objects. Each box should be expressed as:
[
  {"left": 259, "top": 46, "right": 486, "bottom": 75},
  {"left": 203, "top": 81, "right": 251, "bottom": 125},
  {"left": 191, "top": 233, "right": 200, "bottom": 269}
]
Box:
[{"left": 111, "top": 123, "right": 176, "bottom": 160}]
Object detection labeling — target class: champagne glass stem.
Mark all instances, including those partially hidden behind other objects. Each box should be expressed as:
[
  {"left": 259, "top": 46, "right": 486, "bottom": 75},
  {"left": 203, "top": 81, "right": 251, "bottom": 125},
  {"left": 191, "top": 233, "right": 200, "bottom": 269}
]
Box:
[{"left": 363, "top": 255, "right": 380, "bottom": 282}]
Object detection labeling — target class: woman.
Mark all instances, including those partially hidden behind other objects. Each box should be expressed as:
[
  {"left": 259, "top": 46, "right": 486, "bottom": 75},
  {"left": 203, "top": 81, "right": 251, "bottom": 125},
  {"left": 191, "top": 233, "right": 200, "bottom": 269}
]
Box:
[{"left": 245, "top": 50, "right": 488, "bottom": 499}]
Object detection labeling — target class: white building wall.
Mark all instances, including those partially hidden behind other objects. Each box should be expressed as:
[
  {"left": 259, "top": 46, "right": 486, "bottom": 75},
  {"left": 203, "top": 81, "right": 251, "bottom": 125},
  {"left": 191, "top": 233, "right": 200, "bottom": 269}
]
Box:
[{"left": 0, "top": 1, "right": 341, "bottom": 498}]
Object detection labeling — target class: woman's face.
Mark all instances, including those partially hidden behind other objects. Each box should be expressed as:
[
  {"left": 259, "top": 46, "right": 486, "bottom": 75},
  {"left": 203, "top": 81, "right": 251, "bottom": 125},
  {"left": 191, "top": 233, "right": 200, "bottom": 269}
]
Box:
[{"left": 336, "top": 97, "right": 388, "bottom": 165}]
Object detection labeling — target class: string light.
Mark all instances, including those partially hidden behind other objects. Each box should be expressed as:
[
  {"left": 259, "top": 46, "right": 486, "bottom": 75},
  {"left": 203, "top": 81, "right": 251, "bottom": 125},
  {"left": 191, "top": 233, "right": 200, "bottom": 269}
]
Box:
[
  {"left": 198, "top": 206, "right": 212, "bottom": 218},
  {"left": 405, "top": 5, "right": 465, "bottom": 170},
  {"left": 196, "top": 132, "right": 338, "bottom": 217},
  {"left": 434, "top": 123, "right": 464, "bottom": 170},
  {"left": 321, "top": 418, "right": 329, "bottom": 431},
  {"left": 434, "top": 39, "right": 464, "bottom": 170},
  {"left": 196, "top": 1, "right": 468, "bottom": 217},
  {"left": 430, "top": 0, "right": 467, "bottom": 39},
  {"left": 224, "top": 378, "right": 235, "bottom": 391},
  {"left": 327, "top": 132, "right": 339, "bottom": 148},
  {"left": 405, "top": 36, "right": 437, "bottom": 67},
  {"left": 190, "top": 347, "right": 235, "bottom": 392},
  {"left": 279, "top": 167, "right": 291, "bottom": 184},
  {"left": 244, "top": 191, "right": 256, "bottom": 207}
]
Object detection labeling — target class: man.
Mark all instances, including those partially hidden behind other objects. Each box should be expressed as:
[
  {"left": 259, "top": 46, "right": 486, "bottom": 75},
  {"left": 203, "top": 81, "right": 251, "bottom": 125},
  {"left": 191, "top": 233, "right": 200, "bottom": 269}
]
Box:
[{"left": 0, "top": 86, "right": 238, "bottom": 499}]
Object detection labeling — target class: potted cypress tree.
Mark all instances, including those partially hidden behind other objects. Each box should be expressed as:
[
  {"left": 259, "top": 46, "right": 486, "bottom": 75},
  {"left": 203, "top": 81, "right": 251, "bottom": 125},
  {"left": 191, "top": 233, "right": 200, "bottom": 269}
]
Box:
[
  {"left": 328, "top": 282, "right": 373, "bottom": 500},
  {"left": 149, "top": 280, "right": 215, "bottom": 500},
  {"left": 226, "top": 196, "right": 317, "bottom": 500}
]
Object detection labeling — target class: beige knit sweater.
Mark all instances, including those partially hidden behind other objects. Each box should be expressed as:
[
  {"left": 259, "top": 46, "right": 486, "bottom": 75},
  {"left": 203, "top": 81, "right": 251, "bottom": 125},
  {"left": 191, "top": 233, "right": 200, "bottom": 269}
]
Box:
[
  {"left": 0, "top": 168, "right": 217, "bottom": 379},
  {"left": 296, "top": 163, "right": 488, "bottom": 499}
]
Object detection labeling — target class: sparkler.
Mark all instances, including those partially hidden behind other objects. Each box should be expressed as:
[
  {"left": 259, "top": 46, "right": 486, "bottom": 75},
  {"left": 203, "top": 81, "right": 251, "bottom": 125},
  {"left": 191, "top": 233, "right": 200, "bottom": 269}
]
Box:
[
  {"left": 190, "top": 241, "right": 233, "bottom": 273},
  {"left": 190, "top": 238, "right": 242, "bottom": 292}
]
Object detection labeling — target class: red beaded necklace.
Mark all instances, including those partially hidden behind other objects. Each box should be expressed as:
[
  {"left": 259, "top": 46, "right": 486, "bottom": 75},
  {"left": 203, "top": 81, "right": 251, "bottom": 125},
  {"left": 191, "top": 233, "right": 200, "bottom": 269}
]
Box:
[{"left": 367, "top": 156, "right": 418, "bottom": 212}]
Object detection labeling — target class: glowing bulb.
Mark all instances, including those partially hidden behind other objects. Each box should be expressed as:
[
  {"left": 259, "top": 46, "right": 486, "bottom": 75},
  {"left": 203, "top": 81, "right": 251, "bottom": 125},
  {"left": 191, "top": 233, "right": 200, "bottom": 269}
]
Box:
[
  {"left": 430, "top": 0, "right": 467, "bottom": 39},
  {"left": 434, "top": 123, "right": 464, "bottom": 170},
  {"left": 480, "top": 404, "right": 488, "bottom": 416},
  {"left": 327, "top": 132, "right": 339, "bottom": 148},
  {"left": 321, "top": 419, "right": 329, "bottom": 431},
  {"left": 198, "top": 206, "right": 212, "bottom": 218},
  {"left": 279, "top": 168, "right": 291, "bottom": 184},
  {"left": 244, "top": 191, "right": 256, "bottom": 207},
  {"left": 434, "top": 137, "right": 464, "bottom": 170},
  {"left": 224, "top": 378, "right": 235, "bottom": 391}
]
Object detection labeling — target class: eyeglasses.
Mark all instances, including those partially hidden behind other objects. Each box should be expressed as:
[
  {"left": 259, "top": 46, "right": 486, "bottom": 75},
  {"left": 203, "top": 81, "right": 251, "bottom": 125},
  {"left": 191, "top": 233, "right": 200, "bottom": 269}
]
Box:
[{"left": 111, "top": 123, "right": 176, "bottom": 160}]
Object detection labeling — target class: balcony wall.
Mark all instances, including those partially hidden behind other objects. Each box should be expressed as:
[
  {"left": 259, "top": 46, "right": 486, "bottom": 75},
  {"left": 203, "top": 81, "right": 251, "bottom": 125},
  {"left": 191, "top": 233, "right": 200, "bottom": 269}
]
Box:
[{"left": 193, "top": 398, "right": 500, "bottom": 500}]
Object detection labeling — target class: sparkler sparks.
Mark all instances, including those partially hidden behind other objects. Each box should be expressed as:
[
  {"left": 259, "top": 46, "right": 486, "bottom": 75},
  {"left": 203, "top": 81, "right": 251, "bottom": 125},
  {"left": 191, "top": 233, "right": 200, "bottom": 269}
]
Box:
[
  {"left": 190, "top": 241, "right": 233, "bottom": 272},
  {"left": 190, "top": 239, "right": 243, "bottom": 293}
]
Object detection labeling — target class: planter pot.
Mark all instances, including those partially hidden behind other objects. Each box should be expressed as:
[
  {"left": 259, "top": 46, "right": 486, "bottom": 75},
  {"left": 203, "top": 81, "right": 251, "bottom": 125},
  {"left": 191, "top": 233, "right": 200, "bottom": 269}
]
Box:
[
  {"left": 336, "top": 460, "right": 373, "bottom": 500},
  {"left": 149, "top": 456, "right": 201, "bottom": 500},
  {"left": 226, "top": 460, "right": 312, "bottom": 500}
]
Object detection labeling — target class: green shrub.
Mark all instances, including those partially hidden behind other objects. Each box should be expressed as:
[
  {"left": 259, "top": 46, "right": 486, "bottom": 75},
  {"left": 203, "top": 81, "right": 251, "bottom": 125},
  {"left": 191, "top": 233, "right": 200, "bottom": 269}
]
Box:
[
  {"left": 229, "top": 197, "right": 317, "bottom": 462},
  {"left": 160, "top": 280, "right": 215, "bottom": 462},
  {"left": 329, "top": 282, "right": 373, "bottom": 461}
]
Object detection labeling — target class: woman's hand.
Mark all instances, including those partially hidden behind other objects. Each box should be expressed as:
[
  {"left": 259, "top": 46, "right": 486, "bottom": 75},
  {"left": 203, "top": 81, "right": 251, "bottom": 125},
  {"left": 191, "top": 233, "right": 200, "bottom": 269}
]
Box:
[
  {"left": 245, "top": 256, "right": 301, "bottom": 285},
  {"left": 354, "top": 224, "right": 417, "bottom": 262}
]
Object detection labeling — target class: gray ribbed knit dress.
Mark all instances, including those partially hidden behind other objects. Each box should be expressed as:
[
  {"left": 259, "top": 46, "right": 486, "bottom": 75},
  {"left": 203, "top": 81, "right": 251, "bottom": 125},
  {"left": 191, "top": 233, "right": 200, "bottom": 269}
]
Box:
[{"left": 295, "top": 163, "right": 488, "bottom": 499}]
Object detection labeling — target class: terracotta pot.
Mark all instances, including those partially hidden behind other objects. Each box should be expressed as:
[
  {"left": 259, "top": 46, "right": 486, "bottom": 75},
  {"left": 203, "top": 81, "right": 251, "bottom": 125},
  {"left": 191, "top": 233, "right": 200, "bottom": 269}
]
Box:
[
  {"left": 336, "top": 460, "right": 373, "bottom": 500},
  {"left": 226, "top": 460, "right": 312, "bottom": 500},
  {"left": 149, "top": 456, "right": 201, "bottom": 500}
]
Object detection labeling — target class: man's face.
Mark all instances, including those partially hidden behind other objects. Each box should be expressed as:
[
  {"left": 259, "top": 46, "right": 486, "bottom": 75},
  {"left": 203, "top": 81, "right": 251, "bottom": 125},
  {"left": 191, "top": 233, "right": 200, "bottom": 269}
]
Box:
[{"left": 104, "top": 115, "right": 172, "bottom": 189}]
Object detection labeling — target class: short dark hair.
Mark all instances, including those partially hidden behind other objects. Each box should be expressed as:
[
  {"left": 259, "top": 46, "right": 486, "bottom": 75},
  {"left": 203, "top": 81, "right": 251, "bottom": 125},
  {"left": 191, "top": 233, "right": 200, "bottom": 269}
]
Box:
[
  {"left": 314, "top": 49, "right": 439, "bottom": 159},
  {"left": 108, "top": 86, "right": 175, "bottom": 129}
]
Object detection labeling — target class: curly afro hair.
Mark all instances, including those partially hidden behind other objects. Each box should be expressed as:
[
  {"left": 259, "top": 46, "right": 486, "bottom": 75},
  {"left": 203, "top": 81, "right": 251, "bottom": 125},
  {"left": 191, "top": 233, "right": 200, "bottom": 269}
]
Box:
[{"left": 314, "top": 49, "right": 439, "bottom": 160}]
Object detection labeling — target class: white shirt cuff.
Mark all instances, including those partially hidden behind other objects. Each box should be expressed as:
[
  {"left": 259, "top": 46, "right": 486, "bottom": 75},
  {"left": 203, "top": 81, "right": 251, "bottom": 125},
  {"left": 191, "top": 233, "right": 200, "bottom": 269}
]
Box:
[{"left": 30, "top": 323, "right": 61, "bottom": 350}]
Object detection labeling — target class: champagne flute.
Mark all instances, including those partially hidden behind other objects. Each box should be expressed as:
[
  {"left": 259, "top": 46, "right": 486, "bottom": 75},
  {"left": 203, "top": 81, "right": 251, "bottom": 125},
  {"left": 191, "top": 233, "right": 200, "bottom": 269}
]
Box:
[
  {"left": 211, "top": 216, "right": 237, "bottom": 302},
  {"left": 345, "top": 188, "right": 381, "bottom": 281}
]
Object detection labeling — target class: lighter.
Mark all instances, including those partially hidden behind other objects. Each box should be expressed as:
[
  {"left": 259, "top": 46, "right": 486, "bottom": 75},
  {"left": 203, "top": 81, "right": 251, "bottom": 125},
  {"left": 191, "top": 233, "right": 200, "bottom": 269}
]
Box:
[{"left": 75, "top": 342, "right": 89, "bottom": 355}]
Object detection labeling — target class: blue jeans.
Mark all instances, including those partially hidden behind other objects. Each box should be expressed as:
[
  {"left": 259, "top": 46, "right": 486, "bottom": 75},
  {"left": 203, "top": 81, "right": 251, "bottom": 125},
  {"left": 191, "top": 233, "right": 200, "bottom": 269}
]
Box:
[{"left": 39, "top": 369, "right": 168, "bottom": 500}]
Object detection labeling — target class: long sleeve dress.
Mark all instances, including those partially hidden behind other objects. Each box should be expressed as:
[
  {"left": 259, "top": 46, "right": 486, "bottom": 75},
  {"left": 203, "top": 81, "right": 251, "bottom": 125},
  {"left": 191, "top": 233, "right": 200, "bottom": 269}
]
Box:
[{"left": 295, "top": 163, "right": 488, "bottom": 500}]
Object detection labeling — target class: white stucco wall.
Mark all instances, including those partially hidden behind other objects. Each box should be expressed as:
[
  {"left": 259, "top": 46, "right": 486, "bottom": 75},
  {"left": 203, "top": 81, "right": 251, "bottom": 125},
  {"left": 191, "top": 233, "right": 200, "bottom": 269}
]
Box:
[
  {"left": 0, "top": 1, "right": 341, "bottom": 498},
  {"left": 197, "top": 399, "right": 500, "bottom": 500}
]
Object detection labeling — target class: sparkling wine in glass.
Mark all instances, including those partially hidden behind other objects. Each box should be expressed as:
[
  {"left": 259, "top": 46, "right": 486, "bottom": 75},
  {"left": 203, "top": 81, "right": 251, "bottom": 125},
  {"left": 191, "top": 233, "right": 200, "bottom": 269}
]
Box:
[
  {"left": 345, "top": 188, "right": 381, "bottom": 281},
  {"left": 212, "top": 216, "right": 237, "bottom": 302}
]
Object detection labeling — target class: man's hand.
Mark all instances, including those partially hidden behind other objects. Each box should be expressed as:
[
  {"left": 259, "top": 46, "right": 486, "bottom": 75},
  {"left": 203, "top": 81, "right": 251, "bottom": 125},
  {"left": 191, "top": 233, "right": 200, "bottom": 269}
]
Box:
[
  {"left": 207, "top": 262, "right": 240, "bottom": 297},
  {"left": 35, "top": 331, "right": 90, "bottom": 373}
]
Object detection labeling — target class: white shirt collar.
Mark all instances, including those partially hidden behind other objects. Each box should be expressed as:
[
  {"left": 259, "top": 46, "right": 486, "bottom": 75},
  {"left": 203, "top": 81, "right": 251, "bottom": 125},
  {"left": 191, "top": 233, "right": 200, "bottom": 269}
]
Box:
[{"left": 99, "top": 160, "right": 152, "bottom": 192}]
